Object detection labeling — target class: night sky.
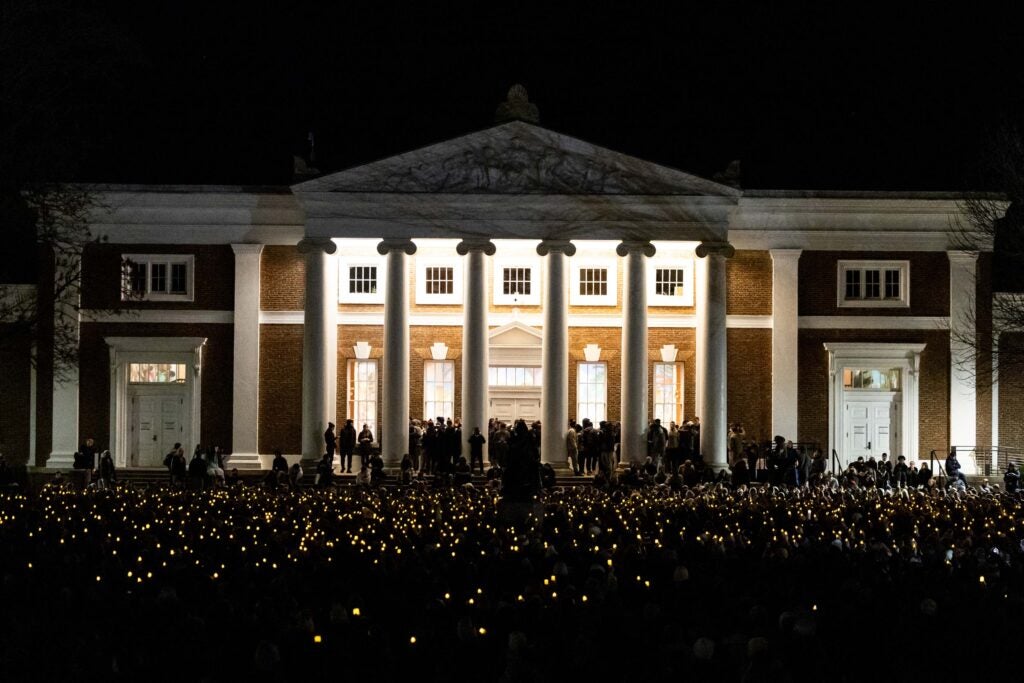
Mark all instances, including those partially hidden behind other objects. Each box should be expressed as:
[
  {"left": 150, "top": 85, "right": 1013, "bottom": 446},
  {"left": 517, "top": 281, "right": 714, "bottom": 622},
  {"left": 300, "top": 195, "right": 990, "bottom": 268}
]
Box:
[{"left": 6, "top": 1, "right": 1024, "bottom": 190}]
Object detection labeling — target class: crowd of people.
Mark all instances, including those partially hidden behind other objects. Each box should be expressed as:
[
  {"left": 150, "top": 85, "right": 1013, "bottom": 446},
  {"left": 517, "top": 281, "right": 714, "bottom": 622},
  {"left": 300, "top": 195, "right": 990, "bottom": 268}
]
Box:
[{"left": 3, "top": 443, "right": 1024, "bottom": 681}]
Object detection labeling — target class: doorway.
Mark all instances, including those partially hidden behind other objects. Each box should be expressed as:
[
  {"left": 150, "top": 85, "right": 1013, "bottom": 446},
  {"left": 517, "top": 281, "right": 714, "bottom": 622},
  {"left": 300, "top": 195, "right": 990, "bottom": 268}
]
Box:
[
  {"left": 131, "top": 387, "right": 188, "bottom": 467},
  {"left": 844, "top": 396, "right": 900, "bottom": 462},
  {"left": 489, "top": 394, "right": 541, "bottom": 423}
]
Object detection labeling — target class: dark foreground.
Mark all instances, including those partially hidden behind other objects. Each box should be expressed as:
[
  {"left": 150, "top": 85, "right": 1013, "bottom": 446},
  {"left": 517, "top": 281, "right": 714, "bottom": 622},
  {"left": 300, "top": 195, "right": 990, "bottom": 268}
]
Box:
[{"left": 1, "top": 482, "right": 1022, "bottom": 682}]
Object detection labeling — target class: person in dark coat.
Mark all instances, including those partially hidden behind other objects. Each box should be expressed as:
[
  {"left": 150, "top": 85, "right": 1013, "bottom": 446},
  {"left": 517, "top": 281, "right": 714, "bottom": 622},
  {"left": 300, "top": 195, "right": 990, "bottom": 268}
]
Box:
[
  {"left": 893, "top": 455, "right": 910, "bottom": 488},
  {"left": 358, "top": 424, "right": 374, "bottom": 467},
  {"left": 97, "top": 450, "right": 116, "bottom": 489},
  {"left": 1005, "top": 463, "right": 1020, "bottom": 493},
  {"left": 797, "top": 447, "right": 811, "bottom": 487},
  {"left": 945, "top": 450, "right": 965, "bottom": 483},
  {"left": 340, "top": 420, "right": 357, "bottom": 473},
  {"left": 324, "top": 422, "right": 336, "bottom": 462},
  {"left": 316, "top": 453, "right": 334, "bottom": 488},
  {"left": 468, "top": 427, "right": 486, "bottom": 474}
]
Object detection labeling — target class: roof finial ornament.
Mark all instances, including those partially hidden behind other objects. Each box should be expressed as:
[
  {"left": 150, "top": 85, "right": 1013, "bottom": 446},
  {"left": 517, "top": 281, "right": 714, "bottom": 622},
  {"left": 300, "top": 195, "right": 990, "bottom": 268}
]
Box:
[{"left": 495, "top": 84, "right": 539, "bottom": 124}]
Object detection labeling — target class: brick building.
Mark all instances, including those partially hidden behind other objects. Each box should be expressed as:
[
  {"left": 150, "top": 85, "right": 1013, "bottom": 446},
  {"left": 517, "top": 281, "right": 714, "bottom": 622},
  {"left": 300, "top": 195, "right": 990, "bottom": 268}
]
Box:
[{"left": 1, "top": 116, "right": 1011, "bottom": 475}]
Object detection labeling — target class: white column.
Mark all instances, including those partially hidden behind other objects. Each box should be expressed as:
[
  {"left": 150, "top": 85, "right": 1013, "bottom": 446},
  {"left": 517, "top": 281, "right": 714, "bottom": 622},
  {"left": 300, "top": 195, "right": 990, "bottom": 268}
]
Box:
[
  {"left": 948, "top": 250, "right": 978, "bottom": 472},
  {"left": 617, "top": 241, "right": 656, "bottom": 464},
  {"left": 537, "top": 240, "right": 575, "bottom": 465},
  {"left": 230, "top": 244, "right": 264, "bottom": 468},
  {"left": 457, "top": 239, "right": 495, "bottom": 455},
  {"left": 770, "top": 249, "right": 801, "bottom": 440},
  {"left": 49, "top": 249, "right": 81, "bottom": 468},
  {"left": 299, "top": 238, "right": 337, "bottom": 464},
  {"left": 696, "top": 241, "right": 734, "bottom": 471},
  {"left": 992, "top": 328, "right": 1000, "bottom": 471},
  {"left": 378, "top": 239, "right": 416, "bottom": 467},
  {"left": 693, "top": 255, "right": 707, "bottom": 420}
]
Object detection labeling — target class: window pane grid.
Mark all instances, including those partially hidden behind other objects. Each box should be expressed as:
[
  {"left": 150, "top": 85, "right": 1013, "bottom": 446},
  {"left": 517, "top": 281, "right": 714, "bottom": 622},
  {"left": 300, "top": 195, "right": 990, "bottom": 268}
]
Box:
[
  {"left": 578, "top": 268, "right": 608, "bottom": 296},
  {"left": 349, "top": 360, "right": 378, "bottom": 438},
  {"left": 488, "top": 366, "right": 542, "bottom": 386},
  {"left": 653, "top": 363, "right": 682, "bottom": 423},
  {"left": 129, "top": 363, "right": 187, "bottom": 384},
  {"left": 502, "top": 267, "right": 532, "bottom": 296},
  {"left": 425, "top": 267, "right": 454, "bottom": 295},
  {"left": 150, "top": 263, "right": 167, "bottom": 293},
  {"left": 423, "top": 360, "right": 455, "bottom": 420},
  {"left": 655, "top": 268, "right": 686, "bottom": 297},
  {"left": 844, "top": 267, "right": 904, "bottom": 301},
  {"left": 349, "top": 265, "right": 378, "bottom": 294},
  {"left": 577, "top": 362, "right": 607, "bottom": 423},
  {"left": 884, "top": 269, "right": 900, "bottom": 299}
]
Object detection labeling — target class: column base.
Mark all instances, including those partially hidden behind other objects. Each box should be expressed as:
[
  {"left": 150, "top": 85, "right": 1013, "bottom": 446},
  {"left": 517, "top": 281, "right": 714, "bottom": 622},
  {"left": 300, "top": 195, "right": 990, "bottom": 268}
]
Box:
[
  {"left": 224, "top": 453, "right": 263, "bottom": 470},
  {"left": 47, "top": 451, "right": 76, "bottom": 469}
]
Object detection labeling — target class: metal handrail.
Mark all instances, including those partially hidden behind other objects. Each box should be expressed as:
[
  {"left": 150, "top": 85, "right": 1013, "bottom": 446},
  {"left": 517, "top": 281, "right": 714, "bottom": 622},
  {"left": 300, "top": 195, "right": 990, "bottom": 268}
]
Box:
[{"left": 831, "top": 449, "right": 842, "bottom": 475}]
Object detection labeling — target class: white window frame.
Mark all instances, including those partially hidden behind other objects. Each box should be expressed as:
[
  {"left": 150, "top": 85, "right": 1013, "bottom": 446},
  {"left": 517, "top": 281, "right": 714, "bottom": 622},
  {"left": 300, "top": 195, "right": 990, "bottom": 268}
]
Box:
[
  {"left": 837, "top": 260, "right": 910, "bottom": 308},
  {"left": 122, "top": 254, "right": 195, "bottom": 302},
  {"left": 570, "top": 258, "right": 617, "bottom": 307},
  {"left": 652, "top": 362, "right": 684, "bottom": 425},
  {"left": 347, "top": 359, "right": 379, "bottom": 444},
  {"left": 647, "top": 258, "right": 694, "bottom": 307},
  {"left": 339, "top": 255, "right": 387, "bottom": 304},
  {"left": 416, "top": 256, "right": 463, "bottom": 305},
  {"left": 492, "top": 256, "right": 541, "bottom": 306},
  {"left": 576, "top": 361, "right": 608, "bottom": 424},
  {"left": 423, "top": 359, "right": 456, "bottom": 421}
]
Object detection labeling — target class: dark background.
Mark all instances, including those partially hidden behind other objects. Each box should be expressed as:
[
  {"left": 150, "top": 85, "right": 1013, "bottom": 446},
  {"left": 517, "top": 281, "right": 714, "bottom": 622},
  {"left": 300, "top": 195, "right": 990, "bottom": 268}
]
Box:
[{"left": 4, "top": 1, "right": 1023, "bottom": 189}]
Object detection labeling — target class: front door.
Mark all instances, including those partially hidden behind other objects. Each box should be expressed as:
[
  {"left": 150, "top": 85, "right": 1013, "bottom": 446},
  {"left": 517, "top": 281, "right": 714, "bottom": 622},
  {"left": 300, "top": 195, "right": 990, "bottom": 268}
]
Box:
[
  {"left": 133, "top": 391, "right": 186, "bottom": 467},
  {"left": 844, "top": 397, "right": 899, "bottom": 463},
  {"left": 489, "top": 396, "right": 542, "bottom": 423}
]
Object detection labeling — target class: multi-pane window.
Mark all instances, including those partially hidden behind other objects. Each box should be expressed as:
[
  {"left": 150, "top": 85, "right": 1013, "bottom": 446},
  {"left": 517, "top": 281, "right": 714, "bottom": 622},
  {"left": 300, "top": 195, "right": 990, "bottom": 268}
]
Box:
[
  {"left": 129, "top": 363, "right": 187, "bottom": 384},
  {"left": 655, "top": 268, "right": 686, "bottom": 297},
  {"left": 576, "top": 362, "right": 607, "bottom": 423},
  {"left": 122, "top": 255, "right": 194, "bottom": 301},
  {"left": 349, "top": 266, "right": 378, "bottom": 294},
  {"left": 653, "top": 363, "right": 683, "bottom": 424},
  {"left": 425, "top": 266, "right": 454, "bottom": 295},
  {"left": 843, "top": 368, "right": 902, "bottom": 391},
  {"left": 838, "top": 261, "right": 909, "bottom": 307},
  {"left": 347, "top": 360, "right": 378, "bottom": 441},
  {"left": 488, "top": 366, "right": 543, "bottom": 386},
  {"left": 423, "top": 360, "right": 455, "bottom": 420},
  {"left": 503, "top": 267, "right": 532, "bottom": 296},
  {"left": 578, "top": 268, "right": 608, "bottom": 296}
]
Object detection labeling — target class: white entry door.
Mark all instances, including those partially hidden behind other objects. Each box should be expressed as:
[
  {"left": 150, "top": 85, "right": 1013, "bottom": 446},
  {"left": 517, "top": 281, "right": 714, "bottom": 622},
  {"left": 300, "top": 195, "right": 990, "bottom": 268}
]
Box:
[
  {"left": 489, "top": 396, "right": 542, "bottom": 423},
  {"left": 844, "top": 398, "right": 899, "bottom": 463},
  {"left": 133, "top": 392, "right": 186, "bottom": 467}
]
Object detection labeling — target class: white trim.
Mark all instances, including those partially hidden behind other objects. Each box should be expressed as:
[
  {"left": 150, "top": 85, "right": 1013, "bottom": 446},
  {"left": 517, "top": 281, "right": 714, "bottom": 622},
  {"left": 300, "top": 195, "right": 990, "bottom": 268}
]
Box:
[
  {"left": 493, "top": 255, "right": 542, "bottom": 306},
  {"left": 799, "top": 316, "right": 948, "bottom": 330},
  {"left": 647, "top": 258, "right": 695, "bottom": 306},
  {"left": 105, "top": 336, "right": 206, "bottom": 468},
  {"left": 259, "top": 310, "right": 772, "bottom": 328},
  {"left": 824, "top": 342, "right": 926, "bottom": 466},
  {"left": 83, "top": 309, "right": 233, "bottom": 324},
  {"left": 338, "top": 255, "right": 388, "bottom": 304},
  {"left": 569, "top": 257, "right": 617, "bottom": 307},
  {"left": 415, "top": 256, "right": 462, "bottom": 305},
  {"left": 836, "top": 260, "right": 911, "bottom": 309}
]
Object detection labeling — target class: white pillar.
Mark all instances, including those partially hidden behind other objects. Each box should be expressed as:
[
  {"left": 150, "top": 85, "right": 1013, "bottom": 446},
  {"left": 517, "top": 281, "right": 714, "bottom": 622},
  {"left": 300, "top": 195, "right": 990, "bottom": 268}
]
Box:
[
  {"left": 230, "top": 244, "right": 263, "bottom": 469},
  {"left": 693, "top": 255, "right": 707, "bottom": 420},
  {"left": 457, "top": 239, "right": 495, "bottom": 455},
  {"left": 617, "top": 241, "right": 655, "bottom": 464},
  {"left": 299, "top": 238, "right": 337, "bottom": 464},
  {"left": 537, "top": 240, "right": 575, "bottom": 465},
  {"left": 770, "top": 249, "right": 801, "bottom": 440},
  {"left": 696, "top": 241, "right": 734, "bottom": 471},
  {"left": 378, "top": 239, "right": 416, "bottom": 467},
  {"left": 49, "top": 249, "right": 81, "bottom": 468},
  {"left": 948, "top": 250, "right": 978, "bottom": 472}
]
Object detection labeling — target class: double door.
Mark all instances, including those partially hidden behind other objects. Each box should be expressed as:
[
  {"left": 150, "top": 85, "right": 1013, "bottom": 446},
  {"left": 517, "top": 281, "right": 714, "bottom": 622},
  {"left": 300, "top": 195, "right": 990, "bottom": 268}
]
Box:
[
  {"left": 489, "top": 395, "right": 541, "bottom": 423},
  {"left": 133, "top": 390, "right": 186, "bottom": 467},
  {"left": 844, "top": 395, "right": 900, "bottom": 463}
]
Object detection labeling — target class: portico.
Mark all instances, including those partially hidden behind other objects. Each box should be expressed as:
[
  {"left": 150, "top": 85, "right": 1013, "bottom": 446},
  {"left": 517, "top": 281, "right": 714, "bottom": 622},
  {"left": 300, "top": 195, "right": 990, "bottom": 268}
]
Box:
[{"left": 291, "top": 120, "right": 739, "bottom": 467}]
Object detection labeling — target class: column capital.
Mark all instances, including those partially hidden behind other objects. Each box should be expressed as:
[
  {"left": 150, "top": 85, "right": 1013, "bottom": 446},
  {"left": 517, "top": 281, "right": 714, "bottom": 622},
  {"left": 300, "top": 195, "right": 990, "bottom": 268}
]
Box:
[
  {"left": 377, "top": 238, "right": 417, "bottom": 256},
  {"left": 947, "top": 249, "right": 979, "bottom": 263},
  {"left": 615, "top": 240, "right": 656, "bottom": 258},
  {"left": 297, "top": 237, "right": 337, "bottom": 255},
  {"left": 536, "top": 239, "right": 576, "bottom": 257},
  {"left": 231, "top": 243, "right": 265, "bottom": 256},
  {"left": 769, "top": 248, "right": 802, "bottom": 261},
  {"left": 696, "top": 241, "right": 735, "bottom": 259},
  {"left": 456, "top": 238, "right": 496, "bottom": 256}
]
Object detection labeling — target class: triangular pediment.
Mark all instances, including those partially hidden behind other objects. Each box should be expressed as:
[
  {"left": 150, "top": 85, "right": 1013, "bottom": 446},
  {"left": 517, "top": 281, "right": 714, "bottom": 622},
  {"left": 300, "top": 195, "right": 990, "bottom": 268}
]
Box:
[
  {"left": 488, "top": 320, "right": 543, "bottom": 346},
  {"left": 294, "top": 121, "right": 739, "bottom": 197}
]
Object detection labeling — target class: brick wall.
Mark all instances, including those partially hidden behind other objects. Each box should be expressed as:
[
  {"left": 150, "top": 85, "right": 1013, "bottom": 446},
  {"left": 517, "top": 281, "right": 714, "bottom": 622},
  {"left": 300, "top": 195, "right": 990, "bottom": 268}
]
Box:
[
  {"left": 261, "top": 246, "right": 304, "bottom": 311},
  {"left": 81, "top": 244, "right": 234, "bottom": 310},
  {"left": 727, "top": 250, "right": 773, "bottom": 315},
  {"left": 727, "top": 328, "right": 772, "bottom": 441},
  {"left": 799, "top": 251, "right": 949, "bottom": 317},
  {"left": 78, "top": 322, "right": 234, "bottom": 451},
  {"left": 259, "top": 324, "right": 303, "bottom": 453},
  {"left": 0, "top": 331, "right": 32, "bottom": 465},
  {"left": 797, "top": 329, "right": 950, "bottom": 460},
  {"left": 997, "top": 332, "right": 1024, "bottom": 450}
]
